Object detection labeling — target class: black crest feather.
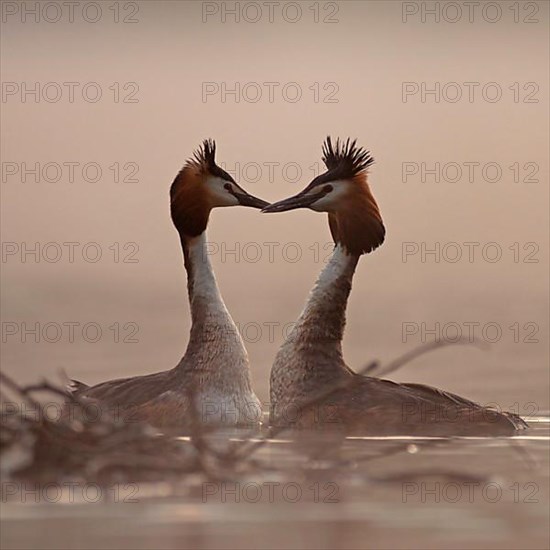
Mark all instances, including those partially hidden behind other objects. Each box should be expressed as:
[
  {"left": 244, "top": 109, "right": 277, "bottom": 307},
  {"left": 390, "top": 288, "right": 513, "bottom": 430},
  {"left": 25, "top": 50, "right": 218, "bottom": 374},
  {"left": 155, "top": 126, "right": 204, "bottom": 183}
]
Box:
[
  {"left": 191, "top": 139, "right": 217, "bottom": 170},
  {"left": 321, "top": 136, "right": 374, "bottom": 179},
  {"left": 185, "top": 139, "right": 235, "bottom": 182}
]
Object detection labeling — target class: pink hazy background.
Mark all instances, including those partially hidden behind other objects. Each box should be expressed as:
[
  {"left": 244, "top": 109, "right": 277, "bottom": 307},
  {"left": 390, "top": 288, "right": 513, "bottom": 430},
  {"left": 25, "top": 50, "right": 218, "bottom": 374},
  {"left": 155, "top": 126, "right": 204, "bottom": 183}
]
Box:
[{"left": 1, "top": 1, "right": 548, "bottom": 411}]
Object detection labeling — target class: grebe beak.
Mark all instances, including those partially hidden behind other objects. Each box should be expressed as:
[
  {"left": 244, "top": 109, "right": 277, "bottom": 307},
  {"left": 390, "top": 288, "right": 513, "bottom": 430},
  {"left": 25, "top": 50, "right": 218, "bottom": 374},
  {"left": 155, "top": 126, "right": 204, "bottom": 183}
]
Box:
[
  {"left": 233, "top": 189, "right": 270, "bottom": 209},
  {"left": 262, "top": 189, "right": 324, "bottom": 213}
]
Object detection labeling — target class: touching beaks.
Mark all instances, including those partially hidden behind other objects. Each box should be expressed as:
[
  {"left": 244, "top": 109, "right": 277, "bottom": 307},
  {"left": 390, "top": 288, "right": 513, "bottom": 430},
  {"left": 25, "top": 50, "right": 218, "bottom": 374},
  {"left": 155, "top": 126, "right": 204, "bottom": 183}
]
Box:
[{"left": 261, "top": 189, "right": 324, "bottom": 213}]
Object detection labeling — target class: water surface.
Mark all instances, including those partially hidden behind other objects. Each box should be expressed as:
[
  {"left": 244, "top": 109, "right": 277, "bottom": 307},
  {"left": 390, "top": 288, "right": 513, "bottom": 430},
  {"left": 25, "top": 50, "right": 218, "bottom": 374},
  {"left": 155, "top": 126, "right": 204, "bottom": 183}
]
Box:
[{"left": 2, "top": 416, "right": 548, "bottom": 550}]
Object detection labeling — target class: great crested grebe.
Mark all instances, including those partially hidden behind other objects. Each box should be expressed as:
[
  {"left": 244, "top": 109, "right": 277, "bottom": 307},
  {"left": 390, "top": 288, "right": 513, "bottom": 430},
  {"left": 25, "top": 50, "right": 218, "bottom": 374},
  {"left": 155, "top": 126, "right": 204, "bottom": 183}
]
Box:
[
  {"left": 69, "top": 140, "right": 267, "bottom": 428},
  {"left": 263, "top": 137, "right": 526, "bottom": 435}
]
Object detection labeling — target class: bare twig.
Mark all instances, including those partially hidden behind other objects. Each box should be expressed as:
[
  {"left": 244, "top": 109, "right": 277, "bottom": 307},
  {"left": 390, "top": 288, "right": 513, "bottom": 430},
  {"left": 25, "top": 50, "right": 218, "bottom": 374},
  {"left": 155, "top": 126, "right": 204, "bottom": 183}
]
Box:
[{"left": 363, "top": 338, "right": 488, "bottom": 378}]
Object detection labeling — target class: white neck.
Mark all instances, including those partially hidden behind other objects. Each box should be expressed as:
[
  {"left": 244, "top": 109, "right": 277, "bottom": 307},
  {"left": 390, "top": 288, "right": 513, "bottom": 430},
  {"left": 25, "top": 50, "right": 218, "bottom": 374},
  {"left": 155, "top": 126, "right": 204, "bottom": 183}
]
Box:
[
  {"left": 269, "top": 244, "right": 359, "bottom": 411},
  {"left": 186, "top": 232, "right": 225, "bottom": 308},
  {"left": 177, "top": 232, "right": 249, "bottom": 376},
  {"left": 289, "top": 244, "right": 359, "bottom": 345}
]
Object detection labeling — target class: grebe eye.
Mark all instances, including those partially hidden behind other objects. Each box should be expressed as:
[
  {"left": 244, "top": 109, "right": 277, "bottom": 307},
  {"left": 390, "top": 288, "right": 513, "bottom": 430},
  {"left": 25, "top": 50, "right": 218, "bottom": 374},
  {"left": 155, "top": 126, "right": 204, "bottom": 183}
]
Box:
[
  {"left": 323, "top": 184, "right": 333, "bottom": 193},
  {"left": 224, "top": 183, "right": 232, "bottom": 191}
]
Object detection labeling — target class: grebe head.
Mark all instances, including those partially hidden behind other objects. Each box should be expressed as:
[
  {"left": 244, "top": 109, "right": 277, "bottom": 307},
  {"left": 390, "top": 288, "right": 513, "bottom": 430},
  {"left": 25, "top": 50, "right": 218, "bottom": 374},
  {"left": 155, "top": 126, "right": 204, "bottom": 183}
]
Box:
[
  {"left": 262, "top": 137, "right": 385, "bottom": 255},
  {"left": 171, "top": 139, "right": 268, "bottom": 237}
]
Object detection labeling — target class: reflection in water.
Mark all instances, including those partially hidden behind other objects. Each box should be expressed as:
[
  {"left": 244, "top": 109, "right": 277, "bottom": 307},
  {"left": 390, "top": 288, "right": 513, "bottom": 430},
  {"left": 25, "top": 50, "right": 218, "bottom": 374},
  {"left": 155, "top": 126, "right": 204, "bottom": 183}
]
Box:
[{"left": 1, "top": 417, "right": 548, "bottom": 549}]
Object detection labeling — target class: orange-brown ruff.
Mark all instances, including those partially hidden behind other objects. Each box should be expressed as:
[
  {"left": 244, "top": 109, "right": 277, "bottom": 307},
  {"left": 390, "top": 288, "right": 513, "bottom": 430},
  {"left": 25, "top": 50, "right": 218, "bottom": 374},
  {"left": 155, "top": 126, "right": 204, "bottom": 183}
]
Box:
[
  {"left": 327, "top": 174, "right": 384, "bottom": 256},
  {"left": 67, "top": 140, "right": 267, "bottom": 429},
  {"left": 265, "top": 137, "right": 527, "bottom": 436}
]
